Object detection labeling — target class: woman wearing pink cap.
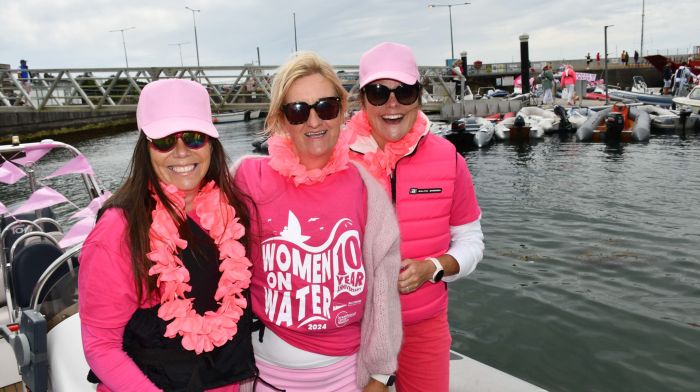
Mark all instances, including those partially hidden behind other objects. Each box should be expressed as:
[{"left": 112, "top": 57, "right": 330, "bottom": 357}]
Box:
[
  {"left": 233, "top": 52, "right": 402, "bottom": 391},
  {"left": 345, "top": 42, "right": 485, "bottom": 392},
  {"left": 79, "top": 79, "right": 255, "bottom": 391}
]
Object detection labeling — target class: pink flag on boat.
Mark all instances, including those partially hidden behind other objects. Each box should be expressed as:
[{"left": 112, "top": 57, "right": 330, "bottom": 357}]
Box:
[
  {"left": 44, "top": 154, "right": 94, "bottom": 179},
  {"left": 59, "top": 216, "right": 96, "bottom": 248},
  {"left": 0, "top": 160, "right": 27, "bottom": 184},
  {"left": 13, "top": 186, "right": 69, "bottom": 215},
  {"left": 11, "top": 145, "right": 53, "bottom": 166},
  {"left": 69, "top": 191, "right": 112, "bottom": 220}
]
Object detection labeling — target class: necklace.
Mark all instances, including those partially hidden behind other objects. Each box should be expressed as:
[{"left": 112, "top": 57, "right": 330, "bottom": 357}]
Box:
[{"left": 147, "top": 180, "right": 252, "bottom": 354}]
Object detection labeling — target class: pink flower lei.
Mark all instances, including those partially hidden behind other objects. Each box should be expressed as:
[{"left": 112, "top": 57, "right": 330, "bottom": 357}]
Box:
[
  {"left": 147, "top": 180, "right": 252, "bottom": 354},
  {"left": 346, "top": 110, "right": 430, "bottom": 193},
  {"left": 266, "top": 129, "right": 351, "bottom": 186}
]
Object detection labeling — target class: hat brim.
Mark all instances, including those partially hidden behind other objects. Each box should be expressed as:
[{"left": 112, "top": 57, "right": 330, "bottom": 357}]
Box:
[
  {"left": 140, "top": 116, "right": 219, "bottom": 139},
  {"left": 360, "top": 71, "right": 419, "bottom": 88}
]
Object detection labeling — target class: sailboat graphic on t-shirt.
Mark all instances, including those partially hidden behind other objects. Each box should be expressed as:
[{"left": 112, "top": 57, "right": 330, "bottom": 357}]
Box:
[{"left": 260, "top": 210, "right": 365, "bottom": 328}]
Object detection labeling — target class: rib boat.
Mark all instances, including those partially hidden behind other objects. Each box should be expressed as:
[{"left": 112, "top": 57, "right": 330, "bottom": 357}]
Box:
[{"left": 576, "top": 103, "right": 651, "bottom": 142}]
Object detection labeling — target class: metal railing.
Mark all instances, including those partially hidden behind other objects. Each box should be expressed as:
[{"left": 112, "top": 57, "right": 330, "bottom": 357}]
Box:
[{"left": 0, "top": 65, "right": 474, "bottom": 113}]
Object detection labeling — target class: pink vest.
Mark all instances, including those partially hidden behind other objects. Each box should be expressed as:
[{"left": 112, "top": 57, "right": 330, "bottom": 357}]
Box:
[
  {"left": 393, "top": 134, "right": 458, "bottom": 324},
  {"left": 235, "top": 157, "right": 368, "bottom": 356}
]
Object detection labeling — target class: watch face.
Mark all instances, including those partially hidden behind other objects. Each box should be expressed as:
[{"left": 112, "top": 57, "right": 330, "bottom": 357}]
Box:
[{"left": 434, "top": 269, "right": 445, "bottom": 282}]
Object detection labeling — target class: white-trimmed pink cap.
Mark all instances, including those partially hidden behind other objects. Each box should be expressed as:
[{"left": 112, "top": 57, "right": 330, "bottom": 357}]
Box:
[{"left": 359, "top": 42, "right": 420, "bottom": 88}]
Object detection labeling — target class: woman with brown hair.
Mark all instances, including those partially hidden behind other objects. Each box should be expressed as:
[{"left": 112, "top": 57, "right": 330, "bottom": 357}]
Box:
[{"left": 79, "top": 79, "right": 255, "bottom": 391}]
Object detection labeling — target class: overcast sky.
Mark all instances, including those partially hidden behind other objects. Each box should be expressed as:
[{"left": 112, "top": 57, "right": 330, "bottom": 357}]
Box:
[{"left": 2, "top": 0, "right": 698, "bottom": 70}]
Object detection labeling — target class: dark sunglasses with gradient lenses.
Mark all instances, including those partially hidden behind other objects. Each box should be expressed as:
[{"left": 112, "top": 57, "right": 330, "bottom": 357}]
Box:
[
  {"left": 282, "top": 96, "right": 341, "bottom": 125},
  {"left": 362, "top": 82, "right": 421, "bottom": 106},
  {"left": 148, "top": 131, "right": 209, "bottom": 153}
]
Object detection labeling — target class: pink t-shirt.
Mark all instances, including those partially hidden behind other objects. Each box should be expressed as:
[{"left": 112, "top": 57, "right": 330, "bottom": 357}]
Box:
[
  {"left": 79, "top": 208, "right": 238, "bottom": 392},
  {"left": 235, "top": 158, "right": 368, "bottom": 356}
]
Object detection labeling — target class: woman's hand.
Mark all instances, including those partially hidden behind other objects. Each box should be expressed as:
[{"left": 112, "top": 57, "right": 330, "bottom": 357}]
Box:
[
  {"left": 398, "top": 258, "right": 434, "bottom": 294},
  {"left": 363, "top": 378, "right": 389, "bottom": 392}
]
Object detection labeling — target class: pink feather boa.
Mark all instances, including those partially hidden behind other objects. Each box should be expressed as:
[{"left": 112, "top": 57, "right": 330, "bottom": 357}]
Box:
[
  {"left": 266, "top": 129, "right": 351, "bottom": 186},
  {"left": 346, "top": 110, "right": 429, "bottom": 194}
]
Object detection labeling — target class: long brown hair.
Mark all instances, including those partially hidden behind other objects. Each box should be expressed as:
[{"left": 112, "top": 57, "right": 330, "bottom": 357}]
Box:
[{"left": 101, "top": 133, "right": 251, "bottom": 301}]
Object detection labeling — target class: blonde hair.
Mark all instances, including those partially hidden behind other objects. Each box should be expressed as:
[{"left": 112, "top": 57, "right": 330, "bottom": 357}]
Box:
[{"left": 265, "top": 51, "right": 348, "bottom": 136}]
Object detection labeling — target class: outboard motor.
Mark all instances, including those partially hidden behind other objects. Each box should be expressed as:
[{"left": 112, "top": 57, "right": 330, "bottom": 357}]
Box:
[
  {"left": 510, "top": 114, "right": 528, "bottom": 142},
  {"left": 605, "top": 112, "right": 624, "bottom": 139},
  {"left": 553, "top": 105, "right": 572, "bottom": 132},
  {"left": 514, "top": 115, "right": 526, "bottom": 129},
  {"left": 446, "top": 117, "right": 475, "bottom": 149},
  {"left": 678, "top": 108, "right": 692, "bottom": 138},
  {"left": 451, "top": 118, "right": 466, "bottom": 133}
]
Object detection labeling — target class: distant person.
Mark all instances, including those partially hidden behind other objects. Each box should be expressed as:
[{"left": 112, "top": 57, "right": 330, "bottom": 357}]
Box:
[
  {"left": 540, "top": 65, "right": 554, "bottom": 106},
  {"left": 451, "top": 59, "right": 466, "bottom": 99},
  {"left": 624, "top": 51, "right": 630, "bottom": 67},
  {"left": 634, "top": 50, "right": 639, "bottom": 66},
  {"left": 596, "top": 52, "right": 601, "bottom": 66},
  {"left": 18, "top": 59, "right": 32, "bottom": 104},
  {"left": 586, "top": 53, "right": 592, "bottom": 69},
  {"left": 561, "top": 64, "right": 577, "bottom": 106},
  {"left": 662, "top": 62, "right": 673, "bottom": 95},
  {"left": 673, "top": 61, "right": 696, "bottom": 97}
]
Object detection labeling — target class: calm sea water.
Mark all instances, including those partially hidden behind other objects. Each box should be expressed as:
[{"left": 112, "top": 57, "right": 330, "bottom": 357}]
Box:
[{"left": 4, "top": 120, "right": 699, "bottom": 392}]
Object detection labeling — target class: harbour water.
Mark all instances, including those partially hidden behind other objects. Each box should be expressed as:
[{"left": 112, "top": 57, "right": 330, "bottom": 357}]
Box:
[{"left": 4, "top": 119, "right": 700, "bottom": 391}]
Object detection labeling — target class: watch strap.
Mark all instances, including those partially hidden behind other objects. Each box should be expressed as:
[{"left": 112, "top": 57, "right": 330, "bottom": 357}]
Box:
[
  {"left": 427, "top": 257, "right": 444, "bottom": 283},
  {"left": 370, "top": 374, "right": 395, "bottom": 386}
]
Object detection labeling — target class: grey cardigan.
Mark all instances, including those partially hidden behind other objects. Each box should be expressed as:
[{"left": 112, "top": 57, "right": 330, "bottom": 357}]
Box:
[{"left": 351, "top": 161, "right": 403, "bottom": 387}]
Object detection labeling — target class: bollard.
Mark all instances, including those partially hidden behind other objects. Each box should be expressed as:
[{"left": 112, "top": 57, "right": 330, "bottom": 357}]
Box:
[{"left": 519, "top": 34, "right": 530, "bottom": 94}]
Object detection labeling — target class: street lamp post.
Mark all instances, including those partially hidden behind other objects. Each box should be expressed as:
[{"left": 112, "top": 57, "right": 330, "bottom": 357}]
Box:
[
  {"left": 109, "top": 27, "right": 135, "bottom": 69},
  {"left": 185, "top": 6, "right": 201, "bottom": 68},
  {"left": 604, "top": 25, "right": 614, "bottom": 104},
  {"left": 169, "top": 42, "right": 190, "bottom": 67},
  {"left": 427, "top": 2, "right": 470, "bottom": 61},
  {"left": 293, "top": 12, "right": 298, "bottom": 52}
]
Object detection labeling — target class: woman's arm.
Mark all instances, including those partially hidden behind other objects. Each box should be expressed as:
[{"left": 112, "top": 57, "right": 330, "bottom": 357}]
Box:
[
  {"left": 78, "top": 209, "right": 161, "bottom": 391},
  {"left": 81, "top": 323, "right": 161, "bottom": 392},
  {"left": 442, "top": 219, "right": 484, "bottom": 282}
]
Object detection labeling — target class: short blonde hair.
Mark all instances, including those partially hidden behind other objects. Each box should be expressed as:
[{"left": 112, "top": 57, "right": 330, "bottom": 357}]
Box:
[{"left": 265, "top": 52, "right": 348, "bottom": 136}]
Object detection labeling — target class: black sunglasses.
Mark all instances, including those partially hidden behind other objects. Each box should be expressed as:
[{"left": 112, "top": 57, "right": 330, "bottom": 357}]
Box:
[
  {"left": 362, "top": 82, "right": 421, "bottom": 106},
  {"left": 282, "top": 96, "right": 341, "bottom": 125},
  {"left": 148, "top": 131, "right": 209, "bottom": 153}
]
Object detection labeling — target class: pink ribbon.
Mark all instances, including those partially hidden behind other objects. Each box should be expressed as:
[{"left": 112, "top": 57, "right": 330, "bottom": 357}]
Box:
[
  {"left": 13, "top": 186, "right": 69, "bottom": 215},
  {"left": 0, "top": 160, "right": 27, "bottom": 184},
  {"left": 44, "top": 154, "right": 94, "bottom": 179}
]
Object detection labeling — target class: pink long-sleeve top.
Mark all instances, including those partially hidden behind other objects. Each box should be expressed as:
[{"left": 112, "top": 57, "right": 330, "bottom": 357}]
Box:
[{"left": 78, "top": 208, "right": 238, "bottom": 392}]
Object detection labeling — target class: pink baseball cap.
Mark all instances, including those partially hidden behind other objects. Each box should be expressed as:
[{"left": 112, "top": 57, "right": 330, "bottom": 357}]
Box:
[
  {"left": 359, "top": 42, "right": 420, "bottom": 88},
  {"left": 136, "top": 79, "right": 219, "bottom": 139}
]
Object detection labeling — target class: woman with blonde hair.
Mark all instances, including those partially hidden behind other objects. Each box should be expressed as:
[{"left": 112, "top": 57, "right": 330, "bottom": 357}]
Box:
[{"left": 233, "top": 52, "right": 402, "bottom": 391}]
